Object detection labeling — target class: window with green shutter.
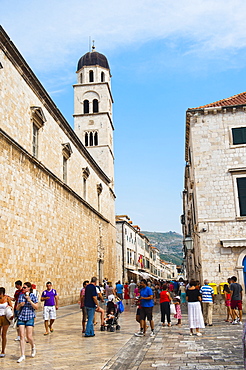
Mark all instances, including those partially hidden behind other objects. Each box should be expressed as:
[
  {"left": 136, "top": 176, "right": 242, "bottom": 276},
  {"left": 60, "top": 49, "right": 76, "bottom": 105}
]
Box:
[
  {"left": 237, "top": 177, "right": 246, "bottom": 216},
  {"left": 232, "top": 127, "right": 246, "bottom": 145}
]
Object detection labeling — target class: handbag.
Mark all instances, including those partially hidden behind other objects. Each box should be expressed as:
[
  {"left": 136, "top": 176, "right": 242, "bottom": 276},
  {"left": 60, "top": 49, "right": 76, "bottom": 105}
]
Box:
[
  {"left": 170, "top": 303, "right": 176, "bottom": 315},
  {"left": 117, "top": 300, "right": 124, "bottom": 313},
  {"left": 5, "top": 305, "right": 14, "bottom": 322},
  {"left": 12, "top": 317, "right": 18, "bottom": 329}
]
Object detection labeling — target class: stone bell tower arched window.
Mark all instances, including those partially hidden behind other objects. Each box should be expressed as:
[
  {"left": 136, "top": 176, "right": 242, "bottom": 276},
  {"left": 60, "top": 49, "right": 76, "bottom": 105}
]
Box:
[
  {"left": 89, "top": 132, "right": 93, "bottom": 146},
  {"left": 83, "top": 100, "right": 89, "bottom": 114},
  {"left": 94, "top": 132, "right": 98, "bottom": 146},
  {"left": 89, "top": 70, "right": 94, "bottom": 82},
  {"left": 85, "top": 132, "right": 88, "bottom": 146},
  {"left": 84, "top": 131, "right": 98, "bottom": 147},
  {"left": 93, "top": 99, "right": 99, "bottom": 113},
  {"left": 101, "top": 72, "right": 105, "bottom": 82}
]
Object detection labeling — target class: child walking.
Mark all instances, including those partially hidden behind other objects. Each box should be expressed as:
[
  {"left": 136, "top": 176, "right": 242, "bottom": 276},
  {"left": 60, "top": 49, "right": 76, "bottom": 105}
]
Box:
[{"left": 173, "top": 296, "right": 182, "bottom": 326}]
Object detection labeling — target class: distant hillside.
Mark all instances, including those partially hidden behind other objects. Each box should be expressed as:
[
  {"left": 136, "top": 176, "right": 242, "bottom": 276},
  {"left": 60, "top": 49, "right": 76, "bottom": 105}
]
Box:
[{"left": 142, "top": 231, "right": 183, "bottom": 266}]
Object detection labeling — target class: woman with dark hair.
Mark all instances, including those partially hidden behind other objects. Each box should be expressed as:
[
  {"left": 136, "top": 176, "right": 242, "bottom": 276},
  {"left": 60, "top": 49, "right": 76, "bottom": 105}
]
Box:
[
  {"left": 0, "top": 287, "right": 13, "bottom": 357},
  {"left": 160, "top": 285, "right": 172, "bottom": 327},
  {"left": 223, "top": 284, "right": 233, "bottom": 322},
  {"left": 123, "top": 283, "right": 130, "bottom": 305},
  {"left": 16, "top": 282, "right": 38, "bottom": 363},
  {"left": 186, "top": 280, "right": 204, "bottom": 336}
]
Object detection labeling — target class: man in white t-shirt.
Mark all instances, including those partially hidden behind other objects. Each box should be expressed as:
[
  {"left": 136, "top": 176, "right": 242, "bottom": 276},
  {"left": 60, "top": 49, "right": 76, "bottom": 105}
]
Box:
[
  {"left": 129, "top": 280, "right": 136, "bottom": 306},
  {"left": 200, "top": 280, "right": 214, "bottom": 326}
]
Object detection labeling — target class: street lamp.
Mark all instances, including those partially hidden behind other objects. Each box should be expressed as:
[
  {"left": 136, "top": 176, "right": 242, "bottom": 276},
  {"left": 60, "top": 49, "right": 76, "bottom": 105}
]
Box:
[{"left": 184, "top": 236, "right": 193, "bottom": 251}]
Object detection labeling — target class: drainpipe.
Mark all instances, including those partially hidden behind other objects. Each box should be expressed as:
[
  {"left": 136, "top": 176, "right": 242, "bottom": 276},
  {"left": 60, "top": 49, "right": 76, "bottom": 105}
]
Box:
[{"left": 122, "top": 222, "right": 125, "bottom": 282}]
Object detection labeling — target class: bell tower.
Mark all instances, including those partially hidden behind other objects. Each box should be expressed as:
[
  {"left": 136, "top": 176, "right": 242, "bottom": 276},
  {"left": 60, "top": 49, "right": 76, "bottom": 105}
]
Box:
[{"left": 74, "top": 46, "right": 114, "bottom": 187}]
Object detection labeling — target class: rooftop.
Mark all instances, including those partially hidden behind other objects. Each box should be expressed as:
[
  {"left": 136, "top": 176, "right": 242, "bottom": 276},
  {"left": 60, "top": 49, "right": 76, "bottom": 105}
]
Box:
[{"left": 190, "top": 91, "right": 246, "bottom": 110}]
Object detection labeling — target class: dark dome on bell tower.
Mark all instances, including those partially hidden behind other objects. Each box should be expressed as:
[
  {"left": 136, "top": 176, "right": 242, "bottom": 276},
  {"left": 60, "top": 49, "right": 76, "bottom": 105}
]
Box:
[{"left": 77, "top": 50, "right": 110, "bottom": 71}]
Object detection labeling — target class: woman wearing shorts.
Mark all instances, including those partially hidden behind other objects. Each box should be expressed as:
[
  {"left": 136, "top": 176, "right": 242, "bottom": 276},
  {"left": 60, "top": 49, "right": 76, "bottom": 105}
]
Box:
[
  {"left": 0, "top": 287, "right": 13, "bottom": 357},
  {"left": 16, "top": 282, "right": 38, "bottom": 363}
]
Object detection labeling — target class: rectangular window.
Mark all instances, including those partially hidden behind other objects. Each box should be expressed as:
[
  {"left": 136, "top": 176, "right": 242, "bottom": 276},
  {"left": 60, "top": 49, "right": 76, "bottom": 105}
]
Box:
[
  {"left": 232, "top": 127, "right": 246, "bottom": 145},
  {"left": 83, "top": 177, "right": 86, "bottom": 199},
  {"left": 32, "top": 124, "right": 39, "bottom": 157},
  {"left": 237, "top": 177, "right": 246, "bottom": 216},
  {"left": 63, "top": 156, "right": 68, "bottom": 183}
]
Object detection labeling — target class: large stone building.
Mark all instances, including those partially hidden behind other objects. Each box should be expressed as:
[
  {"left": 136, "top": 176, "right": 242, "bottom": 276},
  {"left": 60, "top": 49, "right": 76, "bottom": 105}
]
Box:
[
  {"left": 182, "top": 92, "right": 246, "bottom": 302},
  {"left": 0, "top": 27, "right": 116, "bottom": 304}
]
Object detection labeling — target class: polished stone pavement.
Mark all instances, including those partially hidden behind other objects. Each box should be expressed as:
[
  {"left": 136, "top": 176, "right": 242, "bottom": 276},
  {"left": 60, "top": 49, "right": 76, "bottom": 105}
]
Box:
[{"left": 0, "top": 303, "right": 244, "bottom": 369}]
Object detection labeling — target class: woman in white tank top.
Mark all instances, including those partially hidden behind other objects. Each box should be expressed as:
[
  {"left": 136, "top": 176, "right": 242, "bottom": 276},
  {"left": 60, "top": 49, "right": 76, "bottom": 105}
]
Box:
[{"left": 0, "top": 286, "right": 13, "bottom": 357}]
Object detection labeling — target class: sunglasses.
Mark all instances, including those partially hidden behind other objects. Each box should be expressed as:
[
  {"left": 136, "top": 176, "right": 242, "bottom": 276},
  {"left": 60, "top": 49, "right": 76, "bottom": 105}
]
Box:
[{"left": 23, "top": 286, "right": 28, "bottom": 289}]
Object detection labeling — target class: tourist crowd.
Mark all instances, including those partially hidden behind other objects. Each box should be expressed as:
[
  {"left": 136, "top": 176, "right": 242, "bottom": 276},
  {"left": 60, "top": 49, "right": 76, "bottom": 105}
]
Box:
[{"left": 0, "top": 275, "right": 243, "bottom": 364}]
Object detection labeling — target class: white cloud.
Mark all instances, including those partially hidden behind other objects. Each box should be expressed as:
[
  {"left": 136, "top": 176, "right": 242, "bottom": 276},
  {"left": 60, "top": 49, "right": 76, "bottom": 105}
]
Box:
[{"left": 2, "top": 0, "right": 246, "bottom": 73}]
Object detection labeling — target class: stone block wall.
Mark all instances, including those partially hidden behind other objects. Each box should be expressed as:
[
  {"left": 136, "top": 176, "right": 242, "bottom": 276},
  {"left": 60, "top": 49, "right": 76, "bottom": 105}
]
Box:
[{"left": 0, "top": 132, "right": 116, "bottom": 304}]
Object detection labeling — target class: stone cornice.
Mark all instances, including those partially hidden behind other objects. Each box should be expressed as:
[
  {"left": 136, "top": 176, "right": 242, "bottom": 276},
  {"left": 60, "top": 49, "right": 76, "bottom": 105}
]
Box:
[
  {"left": 73, "top": 111, "right": 114, "bottom": 131},
  {"left": 73, "top": 81, "right": 114, "bottom": 103},
  {"left": 228, "top": 167, "right": 246, "bottom": 173},
  {"left": 221, "top": 239, "right": 246, "bottom": 248}
]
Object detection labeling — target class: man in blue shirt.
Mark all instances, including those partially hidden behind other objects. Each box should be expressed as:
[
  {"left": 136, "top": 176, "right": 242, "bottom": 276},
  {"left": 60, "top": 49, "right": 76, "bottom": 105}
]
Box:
[
  {"left": 115, "top": 281, "right": 123, "bottom": 300},
  {"left": 200, "top": 280, "right": 214, "bottom": 326},
  {"left": 135, "top": 279, "right": 155, "bottom": 337},
  {"left": 84, "top": 277, "right": 99, "bottom": 337}
]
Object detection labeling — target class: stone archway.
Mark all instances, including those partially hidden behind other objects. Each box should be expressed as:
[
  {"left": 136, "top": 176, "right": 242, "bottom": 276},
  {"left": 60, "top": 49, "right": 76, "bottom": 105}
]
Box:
[{"left": 236, "top": 248, "right": 246, "bottom": 286}]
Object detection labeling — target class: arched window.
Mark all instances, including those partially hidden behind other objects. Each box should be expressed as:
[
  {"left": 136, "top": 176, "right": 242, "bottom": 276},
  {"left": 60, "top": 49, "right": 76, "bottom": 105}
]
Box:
[
  {"left": 94, "top": 132, "right": 98, "bottom": 146},
  {"left": 101, "top": 72, "right": 105, "bottom": 82},
  {"left": 89, "top": 70, "right": 94, "bottom": 82},
  {"left": 89, "top": 132, "right": 93, "bottom": 146},
  {"left": 93, "top": 99, "right": 99, "bottom": 113},
  {"left": 84, "top": 100, "right": 89, "bottom": 114},
  {"left": 85, "top": 132, "right": 88, "bottom": 146},
  {"left": 80, "top": 73, "right": 83, "bottom": 83}
]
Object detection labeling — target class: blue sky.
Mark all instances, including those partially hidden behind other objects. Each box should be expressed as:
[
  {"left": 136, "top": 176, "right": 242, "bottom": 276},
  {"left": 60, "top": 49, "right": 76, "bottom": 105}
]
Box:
[{"left": 2, "top": 0, "right": 246, "bottom": 233}]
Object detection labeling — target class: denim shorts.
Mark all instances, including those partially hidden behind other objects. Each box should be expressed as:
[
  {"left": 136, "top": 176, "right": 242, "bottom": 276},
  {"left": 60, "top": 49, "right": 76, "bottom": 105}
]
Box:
[{"left": 17, "top": 318, "right": 34, "bottom": 326}]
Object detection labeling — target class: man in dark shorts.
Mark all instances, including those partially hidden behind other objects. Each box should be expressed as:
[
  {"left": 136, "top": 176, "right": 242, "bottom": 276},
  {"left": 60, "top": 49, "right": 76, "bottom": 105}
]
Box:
[
  {"left": 135, "top": 279, "right": 155, "bottom": 337},
  {"left": 230, "top": 276, "right": 243, "bottom": 325}
]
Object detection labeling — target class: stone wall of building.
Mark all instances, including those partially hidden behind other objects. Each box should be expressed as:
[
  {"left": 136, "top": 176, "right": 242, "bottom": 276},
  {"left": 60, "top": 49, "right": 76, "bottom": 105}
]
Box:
[
  {"left": 184, "top": 107, "right": 246, "bottom": 309},
  {"left": 0, "top": 131, "right": 116, "bottom": 303}
]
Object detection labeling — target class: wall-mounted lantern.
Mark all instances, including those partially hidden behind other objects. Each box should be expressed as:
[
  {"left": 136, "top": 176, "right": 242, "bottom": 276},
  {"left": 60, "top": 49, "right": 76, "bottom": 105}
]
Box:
[{"left": 184, "top": 236, "right": 193, "bottom": 251}]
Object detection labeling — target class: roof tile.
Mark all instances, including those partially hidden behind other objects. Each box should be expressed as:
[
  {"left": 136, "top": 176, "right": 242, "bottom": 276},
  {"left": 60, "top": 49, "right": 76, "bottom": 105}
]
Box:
[{"left": 190, "top": 91, "right": 246, "bottom": 109}]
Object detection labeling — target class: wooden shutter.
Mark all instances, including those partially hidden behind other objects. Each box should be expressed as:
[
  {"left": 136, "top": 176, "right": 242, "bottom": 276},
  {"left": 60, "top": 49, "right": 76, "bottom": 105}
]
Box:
[
  {"left": 237, "top": 177, "right": 246, "bottom": 216},
  {"left": 232, "top": 127, "right": 246, "bottom": 145}
]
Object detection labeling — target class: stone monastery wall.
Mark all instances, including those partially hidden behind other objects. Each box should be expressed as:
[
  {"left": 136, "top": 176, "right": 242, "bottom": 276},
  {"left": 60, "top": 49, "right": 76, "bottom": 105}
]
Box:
[{"left": 0, "top": 27, "right": 116, "bottom": 303}]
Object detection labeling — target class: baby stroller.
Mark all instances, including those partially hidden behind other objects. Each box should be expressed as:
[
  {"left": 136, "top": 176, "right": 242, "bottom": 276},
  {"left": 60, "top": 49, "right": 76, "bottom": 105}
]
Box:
[{"left": 105, "top": 300, "right": 120, "bottom": 332}]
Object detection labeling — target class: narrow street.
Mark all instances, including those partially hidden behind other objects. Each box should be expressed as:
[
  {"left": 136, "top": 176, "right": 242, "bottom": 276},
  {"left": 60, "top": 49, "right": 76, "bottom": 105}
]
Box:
[{"left": 1, "top": 303, "right": 244, "bottom": 369}]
